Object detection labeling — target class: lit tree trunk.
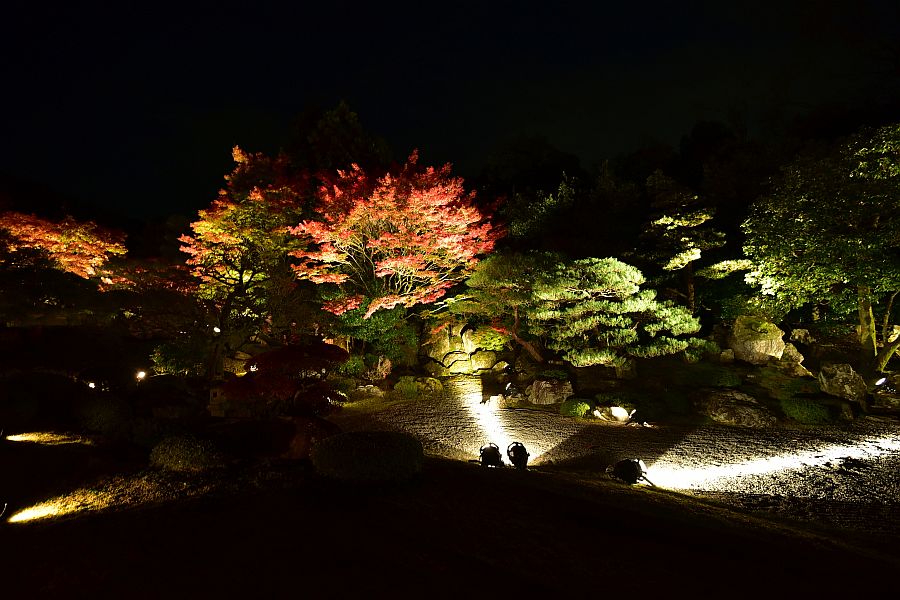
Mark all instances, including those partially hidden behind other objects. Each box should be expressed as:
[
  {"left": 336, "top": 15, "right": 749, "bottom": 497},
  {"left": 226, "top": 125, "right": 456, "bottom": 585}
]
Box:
[
  {"left": 684, "top": 262, "right": 696, "bottom": 314},
  {"left": 858, "top": 285, "right": 878, "bottom": 371},
  {"left": 510, "top": 306, "right": 543, "bottom": 363}
]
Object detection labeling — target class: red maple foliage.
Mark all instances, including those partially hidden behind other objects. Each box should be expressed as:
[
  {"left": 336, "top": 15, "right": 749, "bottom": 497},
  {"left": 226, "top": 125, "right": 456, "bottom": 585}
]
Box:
[
  {"left": 0, "top": 211, "right": 127, "bottom": 280},
  {"left": 289, "top": 152, "right": 501, "bottom": 317}
]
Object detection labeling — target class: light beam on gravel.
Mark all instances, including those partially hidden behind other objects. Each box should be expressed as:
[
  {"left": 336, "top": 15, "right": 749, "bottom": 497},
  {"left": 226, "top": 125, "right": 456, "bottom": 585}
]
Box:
[
  {"left": 5, "top": 432, "right": 93, "bottom": 446},
  {"left": 648, "top": 433, "right": 900, "bottom": 491},
  {"left": 449, "top": 376, "right": 545, "bottom": 462}
]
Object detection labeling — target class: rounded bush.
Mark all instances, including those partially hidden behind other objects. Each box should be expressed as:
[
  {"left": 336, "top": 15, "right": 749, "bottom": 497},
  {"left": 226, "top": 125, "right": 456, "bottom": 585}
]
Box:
[
  {"left": 75, "top": 394, "right": 133, "bottom": 439},
  {"left": 149, "top": 434, "right": 227, "bottom": 472},
  {"left": 560, "top": 399, "right": 591, "bottom": 417},
  {"left": 310, "top": 431, "right": 424, "bottom": 483}
]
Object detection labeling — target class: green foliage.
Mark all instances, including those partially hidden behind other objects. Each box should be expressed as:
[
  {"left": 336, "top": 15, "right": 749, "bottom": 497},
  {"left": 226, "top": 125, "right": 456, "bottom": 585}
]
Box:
[
  {"left": 560, "top": 399, "right": 591, "bottom": 417},
  {"left": 334, "top": 305, "right": 419, "bottom": 366},
  {"left": 504, "top": 177, "right": 576, "bottom": 240},
  {"left": 538, "top": 368, "right": 569, "bottom": 381},
  {"left": 779, "top": 397, "right": 833, "bottom": 424},
  {"left": 149, "top": 434, "right": 228, "bottom": 472},
  {"left": 151, "top": 340, "right": 207, "bottom": 376},
  {"left": 742, "top": 123, "right": 900, "bottom": 327},
  {"left": 334, "top": 355, "right": 366, "bottom": 377},
  {"left": 683, "top": 338, "right": 720, "bottom": 363},
  {"left": 393, "top": 376, "right": 442, "bottom": 399},
  {"left": 527, "top": 257, "right": 702, "bottom": 367},
  {"left": 469, "top": 326, "right": 511, "bottom": 352},
  {"left": 310, "top": 431, "right": 424, "bottom": 483},
  {"left": 754, "top": 367, "right": 820, "bottom": 401},
  {"left": 641, "top": 171, "right": 725, "bottom": 271}
]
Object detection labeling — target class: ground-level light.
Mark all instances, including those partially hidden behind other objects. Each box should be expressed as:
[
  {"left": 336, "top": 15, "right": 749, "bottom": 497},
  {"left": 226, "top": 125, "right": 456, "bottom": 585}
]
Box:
[
  {"left": 507, "top": 442, "right": 530, "bottom": 470},
  {"left": 135, "top": 370, "right": 147, "bottom": 381},
  {"left": 479, "top": 443, "right": 504, "bottom": 467},
  {"left": 875, "top": 377, "right": 887, "bottom": 386},
  {"left": 609, "top": 458, "right": 654, "bottom": 485}
]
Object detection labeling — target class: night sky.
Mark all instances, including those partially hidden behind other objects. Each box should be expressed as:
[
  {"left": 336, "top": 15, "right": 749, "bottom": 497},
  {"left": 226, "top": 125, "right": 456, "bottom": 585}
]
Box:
[{"left": 2, "top": 0, "right": 899, "bottom": 221}]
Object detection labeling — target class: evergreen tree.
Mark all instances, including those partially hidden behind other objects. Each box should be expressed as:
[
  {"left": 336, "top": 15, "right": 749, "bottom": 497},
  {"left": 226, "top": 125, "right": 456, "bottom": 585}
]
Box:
[{"left": 526, "top": 257, "right": 703, "bottom": 368}]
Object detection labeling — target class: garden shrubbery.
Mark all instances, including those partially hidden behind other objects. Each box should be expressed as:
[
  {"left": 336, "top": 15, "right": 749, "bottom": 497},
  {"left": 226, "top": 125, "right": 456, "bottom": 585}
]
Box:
[
  {"left": 310, "top": 431, "right": 424, "bottom": 482},
  {"left": 560, "top": 399, "right": 591, "bottom": 417},
  {"left": 149, "top": 434, "right": 228, "bottom": 472},
  {"left": 393, "top": 376, "right": 443, "bottom": 399},
  {"left": 780, "top": 397, "right": 834, "bottom": 424}
]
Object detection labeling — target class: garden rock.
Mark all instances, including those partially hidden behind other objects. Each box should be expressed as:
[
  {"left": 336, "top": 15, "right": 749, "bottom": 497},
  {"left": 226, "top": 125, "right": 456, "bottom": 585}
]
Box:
[
  {"left": 422, "top": 324, "right": 501, "bottom": 376},
  {"left": 818, "top": 363, "right": 867, "bottom": 405},
  {"left": 526, "top": 380, "right": 574, "bottom": 405},
  {"left": 281, "top": 416, "right": 342, "bottom": 460},
  {"left": 692, "top": 389, "right": 778, "bottom": 427},
  {"left": 727, "top": 316, "right": 785, "bottom": 365}
]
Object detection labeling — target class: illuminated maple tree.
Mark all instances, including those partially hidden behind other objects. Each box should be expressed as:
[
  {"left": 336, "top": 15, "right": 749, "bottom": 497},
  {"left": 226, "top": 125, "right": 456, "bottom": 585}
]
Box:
[
  {"left": 289, "top": 152, "right": 501, "bottom": 318},
  {"left": 178, "top": 147, "right": 314, "bottom": 376},
  {"left": 0, "top": 211, "right": 127, "bottom": 280}
]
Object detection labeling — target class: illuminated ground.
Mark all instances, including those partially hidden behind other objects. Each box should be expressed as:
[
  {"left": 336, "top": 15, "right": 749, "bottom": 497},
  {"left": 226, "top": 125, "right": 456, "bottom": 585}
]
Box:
[
  {"left": 332, "top": 376, "right": 900, "bottom": 539},
  {"left": 3, "top": 376, "right": 900, "bottom": 593}
]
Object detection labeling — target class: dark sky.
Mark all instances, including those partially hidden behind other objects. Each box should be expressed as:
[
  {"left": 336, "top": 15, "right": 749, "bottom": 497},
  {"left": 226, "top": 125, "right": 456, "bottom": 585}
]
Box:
[{"left": 2, "top": 0, "right": 899, "bottom": 220}]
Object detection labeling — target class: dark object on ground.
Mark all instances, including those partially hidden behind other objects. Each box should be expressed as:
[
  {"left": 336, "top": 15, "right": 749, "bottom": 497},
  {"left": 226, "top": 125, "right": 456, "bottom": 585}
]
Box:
[
  {"left": 479, "top": 442, "right": 503, "bottom": 467},
  {"left": 507, "top": 441, "right": 529, "bottom": 470},
  {"left": 310, "top": 430, "right": 424, "bottom": 482},
  {"left": 609, "top": 458, "right": 649, "bottom": 485}
]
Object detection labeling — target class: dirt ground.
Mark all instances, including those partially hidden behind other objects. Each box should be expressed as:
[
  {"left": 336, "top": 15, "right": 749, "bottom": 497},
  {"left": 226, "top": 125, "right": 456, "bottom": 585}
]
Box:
[{"left": 2, "top": 436, "right": 899, "bottom": 596}]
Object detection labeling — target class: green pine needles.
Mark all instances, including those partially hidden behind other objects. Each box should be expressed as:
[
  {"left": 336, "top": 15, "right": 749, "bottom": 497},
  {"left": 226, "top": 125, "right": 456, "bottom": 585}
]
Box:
[{"left": 527, "top": 257, "right": 702, "bottom": 367}]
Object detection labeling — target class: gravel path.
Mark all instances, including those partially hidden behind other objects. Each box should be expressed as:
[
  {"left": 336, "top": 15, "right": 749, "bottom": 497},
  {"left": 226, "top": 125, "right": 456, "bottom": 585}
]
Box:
[{"left": 333, "top": 376, "right": 900, "bottom": 540}]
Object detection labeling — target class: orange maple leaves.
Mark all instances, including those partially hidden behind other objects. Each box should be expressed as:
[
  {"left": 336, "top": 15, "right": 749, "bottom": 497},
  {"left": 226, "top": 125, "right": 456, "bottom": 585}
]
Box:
[
  {"left": 0, "top": 211, "right": 127, "bottom": 280},
  {"left": 290, "top": 152, "right": 501, "bottom": 317}
]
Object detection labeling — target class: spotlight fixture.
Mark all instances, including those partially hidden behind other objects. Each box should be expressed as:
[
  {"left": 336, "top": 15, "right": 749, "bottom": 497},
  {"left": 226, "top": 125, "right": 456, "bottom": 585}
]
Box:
[
  {"left": 875, "top": 377, "right": 888, "bottom": 386},
  {"left": 609, "top": 458, "right": 655, "bottom": 486},
  {"left": 506, "top": 442, "right": 530, "bottom": 470},
  {"left": 479, "top": 443, "right": 504, "bottom": 468},
  {"left": 135, "top": 370, "right": 147, "bottom": 381}
]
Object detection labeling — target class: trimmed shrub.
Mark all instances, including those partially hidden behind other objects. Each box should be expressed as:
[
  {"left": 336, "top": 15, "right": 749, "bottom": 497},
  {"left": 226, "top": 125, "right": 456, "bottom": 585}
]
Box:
[
  {"left": 393, "top": 376, "right": 443, "bottom": 399},
  {"left": 310, "top": 431, "right": 424, "bottom": 483},
  {"left": 150, "top": 434, "right": 228, "bottom": 472},
  {"left": 76, "top": 393, "right": 133, "bottom": 440},
  {"left": 538, "top": 368, "right": 569, "bottom": 381},
  {"left": 560, "top": 399, "right": 591, "bottom": 417},
  {"left": 780, "top": 397, "right": 833, "bottom": 424},
  {"left": 335, "top": 355, "right": 366, "bottom": 377}
]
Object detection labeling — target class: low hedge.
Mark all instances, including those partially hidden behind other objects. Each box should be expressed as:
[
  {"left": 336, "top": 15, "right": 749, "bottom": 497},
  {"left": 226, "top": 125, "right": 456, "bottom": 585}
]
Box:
[
  {"left": 149, "top": 434, "right": 228, "bottom": 472},
  {"left": 310, "top": 430, "right": 424, "bottom": 483}
]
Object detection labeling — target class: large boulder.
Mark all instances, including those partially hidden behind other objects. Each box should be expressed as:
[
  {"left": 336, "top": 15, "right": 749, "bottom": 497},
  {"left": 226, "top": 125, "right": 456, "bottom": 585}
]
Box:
[
  {"left": 692, "top": 389, "right": 778, "bottom": 427},
  {"left": 525, "top": 379, "right": 574, "bottom": 405},
  {"left": 421, "top": 324, "right": 501, "bottom": 375},
  {"left": 727, "top": 316, "right": 785, "bottom": 365},
  {"left": 818, "top": 363, "right": 867, "bottom": 405}
]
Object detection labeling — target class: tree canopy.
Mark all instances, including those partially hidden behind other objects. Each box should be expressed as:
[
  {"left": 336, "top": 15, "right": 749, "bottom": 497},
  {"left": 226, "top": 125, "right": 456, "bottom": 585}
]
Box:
[
  {"left": 290, "top": 152, "right": 501, "bottom": 318},
  {"left": 743, "top": 122, "right": 900, "bottom": 371}
]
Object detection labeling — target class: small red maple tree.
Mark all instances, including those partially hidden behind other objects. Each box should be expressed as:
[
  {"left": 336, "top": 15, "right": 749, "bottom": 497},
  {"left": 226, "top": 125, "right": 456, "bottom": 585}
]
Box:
[
  {"left": 289, "top": 152, "right": 501, "bottom": 317},
  {"left": 0, "top": 211, "right": 127, "bottom": 280}
]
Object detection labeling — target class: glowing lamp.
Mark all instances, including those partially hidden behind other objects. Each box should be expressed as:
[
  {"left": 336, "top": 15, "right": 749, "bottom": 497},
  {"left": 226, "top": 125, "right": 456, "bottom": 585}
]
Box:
[
  {"left": 87, "top": 382, "right": 96, "bottom": 389},
  {"left": 506, "top": 442, "right": 530, "bottom": 470},
  {"left": 213, "top": 326, "right": 221, "bottom": 333},
  {"left": 479, "top": 443, "right": 504, "bottom": 467},
  {"left": 135, "top": 370, "right": 147, "bottom": 381},
  {"left": 875, "top": 377, "right": 887, "bottom": 386}
]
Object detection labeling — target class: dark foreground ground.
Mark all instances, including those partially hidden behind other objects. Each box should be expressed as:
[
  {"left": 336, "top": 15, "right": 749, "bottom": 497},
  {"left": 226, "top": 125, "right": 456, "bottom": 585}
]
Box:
[{"left": 2, "top": 448, "right": 898, "bottom": 597}]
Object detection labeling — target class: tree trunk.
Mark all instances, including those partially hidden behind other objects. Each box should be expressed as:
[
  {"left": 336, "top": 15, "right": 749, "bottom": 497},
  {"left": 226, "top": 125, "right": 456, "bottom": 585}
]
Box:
[
  {"left": 858, "top": 285, "right": 878, "bottom": 372},
  {"left": 684, "top": 262, "right": 696, "bottom": 314},
  {"left": 511, "top": 306, "right": 543, "bottom": 363},
  {"left": 875, "top": 337, "right": 900, "bottom": 373}
]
